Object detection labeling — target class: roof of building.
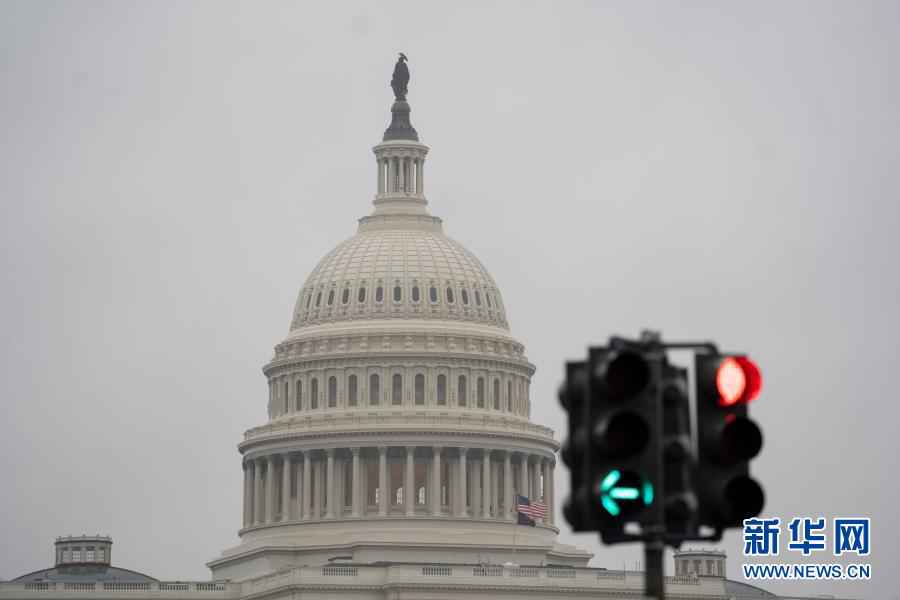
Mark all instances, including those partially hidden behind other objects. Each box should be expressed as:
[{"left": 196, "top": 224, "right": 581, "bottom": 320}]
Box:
[
  {"left": 725, "top": 578, "right": 779, "bottom": 598},
  {"left": 289, "top": 228, "right": 510, "bottom": 331},
  {"left": 12, "top": 565, "right": 157, "bottom": 584}
]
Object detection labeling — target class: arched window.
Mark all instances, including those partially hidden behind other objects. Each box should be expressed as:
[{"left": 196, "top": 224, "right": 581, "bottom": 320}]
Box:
[
  {"left": 412, "top": 286, "right": 420, "bottom": 302},
  {"left": 306, "top": 293, "right": 312, "bottom": 309},
  {"left": 348, "top": 375, "right": 358, "bottom": 406},
  {"left": 342, "top": 288, "right": 350, "bottom": 304},
  {"left": 393, "top": 285, "right": 402, "bottom": 302},
  {"left": 327, "top": 290, "right": 335, "bottom": 305},
  {"left": 475, "top": 290, "right": 481, "bottom": 306},
  {"left": 446, "top": 287, "right": 454, "bottom": 304},
  {"left": 296, "top": 380, "right": 302, "bottom": 410},
  {"left": 369, "top": 373, "right": 380, "bottom": 405},
  {"left": 376, "top": 286, "right": 384, "bottom": 303},
  {"left": 461, "top": 289, "right": 469, "bottom": 305},
  {"left": 315, "top": 292, "right": 322, "bottom": 307},
  {"left": 486, "top": 293, "right": 492, "bottom": 308},
  {"left": 477, "top": 377, "right": 485, "bottom": 408},
  {"left": 429, "top": 286, "right": 438, "bottom": 303},
  {"left": 392, "top": 374, "right": 403, "bottom": 405},
  {"left": 358, "top": 286, "right": 367, "bottom": 303},
  {"left": 328, "top": 376, "right": 337, "bottom": 407},
  {"left": 284, "top": 381, "right": 290, "bottom": 413},
  {"left": 493, "top": 379, "right": 501, "bottom": 410},
  {"left": 507, "top": 380, "right": 512, "bottom": 412},
  {"left": 457, "top": 375, "right": 467, "bottom": 406},
  {"left": 415, "top": 374, "right": 425, "bottom": 405},
  {"left": 437, "top": 374, "right": 447, "bottom": 405},
  {"left": 310, "top": 378, "right": 319, "bottom": 409}
]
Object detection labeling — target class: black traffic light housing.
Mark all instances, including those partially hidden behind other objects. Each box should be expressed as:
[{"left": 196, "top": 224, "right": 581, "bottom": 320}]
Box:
[{"left": 694, "top": 354, "right": 765, "bottom": 532}]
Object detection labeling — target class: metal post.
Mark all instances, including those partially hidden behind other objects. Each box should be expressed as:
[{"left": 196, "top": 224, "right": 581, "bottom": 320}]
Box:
[{"left": 644, "top": 539, "right": 665, "bottom": 600}]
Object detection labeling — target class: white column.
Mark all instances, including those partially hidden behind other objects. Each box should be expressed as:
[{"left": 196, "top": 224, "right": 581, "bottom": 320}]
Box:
[
  {"left": 457, "top": 448, "right": 468, "bottom": 517},
  {"left": 405, "top": 447, "right": 415, "bottom": 516},
  {"left": 302, "top": 452, "right": 311, "bottom": 520},
  {"left": 504, "top": 452, "right": 513, "bottom": 520},
  {"left": 314, "top": 459, "right": 323, "bottom": 518},
  {"left": 491, "top": 459, "right": 499, "bottom": 519},
  {"left": 548, "top": 461, "right": 555, "bottom": 526},
  {"left": 281, "top": 454, "right": 292, "bottom": 521},
  {"left": 519, "top": 454, "right": 529, "bottom": 500},
  {"left": 254, "top": 458, "right": 264, "bottom": 525},
  {"left": 351, "top": 447, "right": 361, "bottom": 517},
  {"left": 415, "top": 158, "right": 423, "bottom": 195},
  {"left": 325, "top": 449, "right": 335, "bottom": 518},
  {"left": 386, "top": 157, "right": 393, "bottom": 193},
  {"left": 482, "top": 451, "right": 491, "bottom": 519},
  {"left": 242, "top": 461, "right": 251, "bottom": 528},
  {"left": 266, "top": 455, "right": 276, "bottom": 523},
  {"left": 377, "top": 158, "right": 384, "bottom": 194},
  {"left": 471, "top": 456, "right": 481, "bottom": 517},
  {"left": 378, "top": 447, "right": 388, "bottom": 516},
  {"left": 417, "top": 158, "right": 424, "bottom": 194},
  {"left": 431, "top": 447, "right": 441, "bottom": 515},
  {"left": 542, "top": 459, "right": 551, "bottom": 525}
]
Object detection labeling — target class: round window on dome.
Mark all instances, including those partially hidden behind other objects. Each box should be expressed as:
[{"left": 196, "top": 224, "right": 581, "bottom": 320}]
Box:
[
  {"left": 376, "top": 286, "right": 384, "bottom": 303},
  {"left": 393, "top": 285, "right": 402, "bottom": 303},
  {"left": 446, "top": 287, "right": 455, "bottom": 304},
  {"left": 429, "top": 286, "right": 438, "bottom": 303},
  {"left": 412, "top": 286, "right": 420, "bottom": 302},
  {"left": 461, "top": 289, "right": 469, "bottom": 305},
  {"left": 358, "top": 286, "right": 367, "bottom": 303}
]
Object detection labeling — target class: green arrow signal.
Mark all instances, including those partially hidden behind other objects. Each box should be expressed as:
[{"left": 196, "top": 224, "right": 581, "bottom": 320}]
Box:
[{"left": 598, "top": 470, "right": 653, "bottom": 517}]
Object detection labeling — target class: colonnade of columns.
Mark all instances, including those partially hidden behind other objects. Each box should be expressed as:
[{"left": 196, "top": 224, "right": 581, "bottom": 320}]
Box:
[
  {"left": 377, "top": 155, "right": 423, "bottom": 196},
  {"left": 241, "top": 446, "right": 555, "bottom": 529}
]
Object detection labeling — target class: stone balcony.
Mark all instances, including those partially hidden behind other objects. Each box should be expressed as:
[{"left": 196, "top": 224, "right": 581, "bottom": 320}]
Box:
[{"left": 0, "top": 565, "right": 722, "bottom": 600}]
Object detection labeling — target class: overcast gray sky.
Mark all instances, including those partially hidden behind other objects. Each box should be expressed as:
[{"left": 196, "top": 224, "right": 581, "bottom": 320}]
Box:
[{"left": 2, "top": 2, "right": 898, "bottom": 599}]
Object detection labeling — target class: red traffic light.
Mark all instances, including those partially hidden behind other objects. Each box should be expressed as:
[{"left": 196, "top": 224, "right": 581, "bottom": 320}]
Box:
[{"left": 716, "top": 356, "right": 762, "bottom": 406}]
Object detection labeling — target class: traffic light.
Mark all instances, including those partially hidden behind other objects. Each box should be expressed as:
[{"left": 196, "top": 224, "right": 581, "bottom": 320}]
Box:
[
  {"left": 559, "top": 359, "right": 593, "bottom": 531},
  {"left": 659, "top": 362, "right": 697, "bottom": 541},
  {"left": 694, "top": 354, "right": 765, "bottom": 531},
  {"left": 587, "top": 342, "right": 663, "bottom": 543}
]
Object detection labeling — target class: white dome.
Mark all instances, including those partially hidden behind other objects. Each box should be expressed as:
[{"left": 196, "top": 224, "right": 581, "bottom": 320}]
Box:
[{"left": 290, "top": 228, "right": 509, "bottom": 330}]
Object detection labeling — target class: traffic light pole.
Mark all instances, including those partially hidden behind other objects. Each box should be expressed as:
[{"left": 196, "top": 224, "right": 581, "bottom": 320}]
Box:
[{"left": 644, "top": 539, "right": 665, "bottom": 600}]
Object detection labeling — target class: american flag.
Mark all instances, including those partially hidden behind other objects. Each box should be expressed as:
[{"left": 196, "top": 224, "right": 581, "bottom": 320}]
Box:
[{"left": 516, "top": 495, "right": 547, "bottom": 521}]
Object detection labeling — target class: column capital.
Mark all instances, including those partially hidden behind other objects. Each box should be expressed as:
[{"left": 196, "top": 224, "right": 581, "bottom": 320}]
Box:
[
  {"left": 325, "top": 448, "right": 335, "bottom": 457},
  {"left": 350, "top": 446, "right": 361, "bottom": 456},
  {"left": 459, "top": 447, "right": 468, "bottom": 456},
  {"left": 482, "top": 448, "right": 492, "bottom": 458},
  {"left": 406, "top": 446, "right": 415, "bottom": 455},
  {"left": 433, "top": 445, "right": 443, "bottom": 454},
  {"left": 378, "top": 446, "right": 388, "bottom": 456},
  {"left": 282, "top": 452, "right": 292, "bottom": 461}
]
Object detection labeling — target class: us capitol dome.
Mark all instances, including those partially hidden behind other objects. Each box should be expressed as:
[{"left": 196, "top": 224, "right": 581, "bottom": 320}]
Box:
[{"left": 208, "top": 55, "right": 585, "bottom": 580}]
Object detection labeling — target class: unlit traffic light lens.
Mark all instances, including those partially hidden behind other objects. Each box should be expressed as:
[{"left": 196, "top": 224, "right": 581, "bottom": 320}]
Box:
[
  {"left": 720, "top": 416, "right": 763, "bottom": 463},
  {"left": 723, "top": 475, "right": 764, "bottom": 523},
  {"left": 596, "top": 411, "right": 650, "bottom": 458},
  {"left": 605, "top": 351, "right": 650, "bottom": 401}
]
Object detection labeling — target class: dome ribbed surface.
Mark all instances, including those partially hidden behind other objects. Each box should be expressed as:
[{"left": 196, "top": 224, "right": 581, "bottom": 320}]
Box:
[{"left": 290, "top": 229, "right": 508, "bottom": 330}]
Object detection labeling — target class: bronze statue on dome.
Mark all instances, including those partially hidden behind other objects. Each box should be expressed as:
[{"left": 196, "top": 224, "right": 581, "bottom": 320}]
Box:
[{"left": 390, "top": 53, "right": 409, "bottom": 101}]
